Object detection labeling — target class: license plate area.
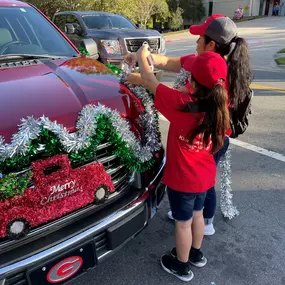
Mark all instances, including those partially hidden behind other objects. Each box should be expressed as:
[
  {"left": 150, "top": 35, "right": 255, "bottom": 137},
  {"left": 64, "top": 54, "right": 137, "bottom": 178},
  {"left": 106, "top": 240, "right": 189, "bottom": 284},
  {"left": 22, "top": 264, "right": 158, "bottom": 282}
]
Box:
[{"left": 27, "top": 242, "right": 96, "bottom": 285}]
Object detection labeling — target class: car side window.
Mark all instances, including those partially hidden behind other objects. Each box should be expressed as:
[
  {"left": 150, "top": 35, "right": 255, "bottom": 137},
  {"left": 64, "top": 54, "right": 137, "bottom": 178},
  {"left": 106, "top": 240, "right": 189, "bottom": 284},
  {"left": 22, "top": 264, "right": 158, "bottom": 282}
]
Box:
[
  {"left": 66, "top": 15, "right": 82, "bottom": 34},
  {"left": 54, "top": 15, "right": 66, "bottom": 32}
]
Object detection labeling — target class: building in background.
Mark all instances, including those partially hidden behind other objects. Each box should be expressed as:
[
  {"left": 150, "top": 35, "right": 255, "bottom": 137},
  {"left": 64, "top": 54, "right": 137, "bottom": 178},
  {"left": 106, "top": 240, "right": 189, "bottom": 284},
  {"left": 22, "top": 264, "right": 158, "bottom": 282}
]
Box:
[
  {"left": 183, "top": 0, "right": 282, "bottom": 29},
  {"left": 200, "top": 0, "right": 281, "bottom": 20}
]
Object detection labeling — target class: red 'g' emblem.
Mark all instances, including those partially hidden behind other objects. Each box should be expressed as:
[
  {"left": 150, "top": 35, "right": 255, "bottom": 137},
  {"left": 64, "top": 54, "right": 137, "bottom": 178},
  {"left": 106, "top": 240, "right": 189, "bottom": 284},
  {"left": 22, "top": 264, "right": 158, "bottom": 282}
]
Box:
[{"left": 47, "top": 256, "right": 83, "bottom": 283}]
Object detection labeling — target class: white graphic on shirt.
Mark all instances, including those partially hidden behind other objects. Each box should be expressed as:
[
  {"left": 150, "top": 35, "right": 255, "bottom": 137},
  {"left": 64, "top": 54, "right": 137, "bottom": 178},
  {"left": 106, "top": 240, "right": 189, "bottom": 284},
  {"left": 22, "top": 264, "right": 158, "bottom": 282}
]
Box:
[{"left": 178, "top": 134, "right": 212, "bottom": 152}]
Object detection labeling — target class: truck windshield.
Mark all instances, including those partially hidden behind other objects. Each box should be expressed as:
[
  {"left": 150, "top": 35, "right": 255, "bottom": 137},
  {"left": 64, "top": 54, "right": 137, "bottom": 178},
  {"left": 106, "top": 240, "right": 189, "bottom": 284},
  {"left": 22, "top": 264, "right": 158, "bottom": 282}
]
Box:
[
  {"left": 0, "top": 6, "right": 77, "bottom": 57},
  {"left": 82, "top": 14, "right": 135, "bottom": 30}
]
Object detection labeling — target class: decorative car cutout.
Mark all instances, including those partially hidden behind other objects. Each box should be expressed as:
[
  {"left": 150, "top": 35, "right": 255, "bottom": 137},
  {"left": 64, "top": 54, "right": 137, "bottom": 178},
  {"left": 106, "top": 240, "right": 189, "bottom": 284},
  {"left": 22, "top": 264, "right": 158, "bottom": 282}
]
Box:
[{"left": 0, "top": 154, "right": 115, "bottom": 240}]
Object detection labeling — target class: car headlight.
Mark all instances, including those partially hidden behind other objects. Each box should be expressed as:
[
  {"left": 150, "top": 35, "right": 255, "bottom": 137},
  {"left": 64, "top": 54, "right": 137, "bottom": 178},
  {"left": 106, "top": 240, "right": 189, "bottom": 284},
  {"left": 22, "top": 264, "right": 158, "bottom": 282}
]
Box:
[
  {"left": 101, "top": 40, "right": 121, "bottom": 55},
  {"left": 160, "top": 36, "right": 166, "bottom": 53}
]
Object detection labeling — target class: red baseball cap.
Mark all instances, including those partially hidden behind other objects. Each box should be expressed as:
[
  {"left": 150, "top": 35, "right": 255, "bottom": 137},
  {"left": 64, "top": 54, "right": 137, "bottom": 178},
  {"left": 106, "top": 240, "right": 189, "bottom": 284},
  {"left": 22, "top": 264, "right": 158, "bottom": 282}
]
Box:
[
  {"left": 190, "top": 14, "right": 237, "bottom": 45},
  {"left": 190, "top": 14, "right": 225, "bottom": 36},
  {"left": 188, "top": 51, "right": 227, "bottom": 89}
]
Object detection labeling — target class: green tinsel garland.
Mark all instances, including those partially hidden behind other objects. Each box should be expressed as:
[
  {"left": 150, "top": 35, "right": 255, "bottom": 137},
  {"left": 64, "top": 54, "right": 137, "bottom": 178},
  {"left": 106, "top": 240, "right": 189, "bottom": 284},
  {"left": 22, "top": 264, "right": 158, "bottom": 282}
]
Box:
[
  {"left": 0, "top": 172, "right": 32, "bottom": 199},
  {"left": 0, "top": 115, "right": 154, "bottom": 171},
  {"left": 0, "top": 114, "right": 154, "bottom": 199},
  {"left": 78, "top": 46, "right": 90, "bottom": 57}
]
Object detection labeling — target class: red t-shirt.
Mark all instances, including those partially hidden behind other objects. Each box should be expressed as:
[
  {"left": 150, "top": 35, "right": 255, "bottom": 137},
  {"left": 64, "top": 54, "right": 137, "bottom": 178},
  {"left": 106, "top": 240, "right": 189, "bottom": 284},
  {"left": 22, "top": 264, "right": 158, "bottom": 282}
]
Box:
[
  {"left": 155, "top": 83, "right": 216, "bottom": 193},
  {"left": 180, "top": 54, "right": 232, "bottom": 136}
]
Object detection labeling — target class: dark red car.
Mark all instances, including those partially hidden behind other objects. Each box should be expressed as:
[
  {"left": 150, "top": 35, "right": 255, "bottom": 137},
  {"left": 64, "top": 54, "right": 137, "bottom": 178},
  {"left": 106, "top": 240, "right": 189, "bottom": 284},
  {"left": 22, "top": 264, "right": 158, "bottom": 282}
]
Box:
[{"left": 0, "top": 1, "right": 165, "bottom": 285}]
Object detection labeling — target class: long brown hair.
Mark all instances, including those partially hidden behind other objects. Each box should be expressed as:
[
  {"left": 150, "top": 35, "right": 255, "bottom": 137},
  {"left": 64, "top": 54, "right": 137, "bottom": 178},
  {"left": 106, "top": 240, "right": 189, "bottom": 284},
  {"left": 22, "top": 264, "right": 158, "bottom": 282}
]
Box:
[
  {"left": 181, "top": 76, "right": 230, "bottom": 153},
  {"left": 204, "top": 35, "right": 252, "bottom": 109}
]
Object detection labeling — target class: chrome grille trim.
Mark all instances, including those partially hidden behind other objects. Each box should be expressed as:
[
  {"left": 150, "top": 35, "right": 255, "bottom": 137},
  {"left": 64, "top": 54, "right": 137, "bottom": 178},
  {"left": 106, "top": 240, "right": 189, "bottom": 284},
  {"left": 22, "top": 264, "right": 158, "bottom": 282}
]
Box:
[
  {"left": 124, "top": 37, "right": 161, "bottom": 53},
  {"left": 98, "top": 154, "right": 117, "bottom": 164},
  {"left": 96, "top": 142, "right": 112, "bottom": 150},
  {"left": 113, "top": 172, "right": 129, "bottom": 187},
  {"left": 106, "top": 165, "right": 124, "bottom": 176}
]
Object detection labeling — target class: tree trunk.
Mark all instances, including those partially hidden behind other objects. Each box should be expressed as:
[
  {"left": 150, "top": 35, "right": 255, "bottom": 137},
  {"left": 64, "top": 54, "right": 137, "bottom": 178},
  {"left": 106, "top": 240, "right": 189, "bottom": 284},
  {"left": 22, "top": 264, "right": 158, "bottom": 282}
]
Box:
[{"left": 153, "top": 14, "right": 157, "bottom": 29}]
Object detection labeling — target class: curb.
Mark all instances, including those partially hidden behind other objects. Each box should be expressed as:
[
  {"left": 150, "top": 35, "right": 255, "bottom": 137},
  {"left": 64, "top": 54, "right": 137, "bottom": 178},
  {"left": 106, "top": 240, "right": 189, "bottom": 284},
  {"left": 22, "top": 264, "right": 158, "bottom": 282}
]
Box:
[
  {"left": 273, "top": 52, "right": 285, "bottom": 67},
  {"left": 162, "top": 30, "right": 188, "bottom": 37},
  {"left": 250, "top": 84, "right": 285, "bottom": 92},
  {"left": 166, "top": 39, "right": 183, "bottom": 43}
]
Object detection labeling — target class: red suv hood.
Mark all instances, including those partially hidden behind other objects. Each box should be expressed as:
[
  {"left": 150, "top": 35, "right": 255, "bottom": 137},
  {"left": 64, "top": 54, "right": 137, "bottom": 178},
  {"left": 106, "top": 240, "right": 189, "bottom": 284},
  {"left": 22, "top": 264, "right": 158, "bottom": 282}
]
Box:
[{"left": 0, "top": 57, "right": 140, "bottom": 142}]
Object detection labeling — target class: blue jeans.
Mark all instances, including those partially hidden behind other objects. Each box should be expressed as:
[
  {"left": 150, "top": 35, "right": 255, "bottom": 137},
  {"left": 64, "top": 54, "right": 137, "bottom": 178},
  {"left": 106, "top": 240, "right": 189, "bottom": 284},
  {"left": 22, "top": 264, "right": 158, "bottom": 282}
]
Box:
[
  {"left": 203, "top": 136, "right": 230, "bottom": 221},
  {"left": 167, "top": 187, "right": 207, "bottom": 221}
]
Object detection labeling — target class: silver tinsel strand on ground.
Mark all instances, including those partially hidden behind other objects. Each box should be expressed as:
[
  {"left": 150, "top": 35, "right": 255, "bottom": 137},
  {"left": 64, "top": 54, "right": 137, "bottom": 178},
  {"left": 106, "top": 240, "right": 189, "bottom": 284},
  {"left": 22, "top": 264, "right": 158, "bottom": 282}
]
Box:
[
  {"left": 173, "top": 68, "right": 239, "bottom": 219},
  {"left": 0, "top": 103, "right": 157, "bottom": 164},
  {"left": 219, "top": 144, "right": 239, "bottom": 219}
]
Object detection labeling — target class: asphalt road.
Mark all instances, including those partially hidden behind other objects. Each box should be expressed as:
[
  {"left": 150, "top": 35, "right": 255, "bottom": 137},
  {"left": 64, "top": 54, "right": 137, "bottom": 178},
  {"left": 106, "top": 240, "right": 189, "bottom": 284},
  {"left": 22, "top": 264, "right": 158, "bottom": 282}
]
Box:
[{"left": 71, "top": 17, "right": 285, "bottom": 285}]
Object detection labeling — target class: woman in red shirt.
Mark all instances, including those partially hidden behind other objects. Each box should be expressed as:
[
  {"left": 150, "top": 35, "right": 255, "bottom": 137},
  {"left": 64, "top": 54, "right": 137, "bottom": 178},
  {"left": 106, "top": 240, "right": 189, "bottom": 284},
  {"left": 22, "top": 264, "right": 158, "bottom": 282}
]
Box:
[{"left": 136, "top": 46, "right": 230, "bottom": 281}]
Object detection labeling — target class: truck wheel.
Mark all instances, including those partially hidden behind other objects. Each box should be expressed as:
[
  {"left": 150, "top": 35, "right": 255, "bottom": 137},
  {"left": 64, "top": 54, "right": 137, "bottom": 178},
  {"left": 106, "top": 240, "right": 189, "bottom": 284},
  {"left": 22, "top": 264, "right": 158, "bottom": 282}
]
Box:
[
  {"left": 6, "top": 218, "right": 30, "bottom": 240},
  {"left": 94, "top": 185, "right": 110, "bottom": 203}
]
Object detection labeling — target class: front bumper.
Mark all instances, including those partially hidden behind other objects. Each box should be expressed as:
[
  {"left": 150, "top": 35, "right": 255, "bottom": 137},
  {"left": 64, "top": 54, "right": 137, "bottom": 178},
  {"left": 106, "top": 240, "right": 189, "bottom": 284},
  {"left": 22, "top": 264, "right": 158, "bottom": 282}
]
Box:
[{"left": 0, "top": 157, "right": 166, "bottom": 285}]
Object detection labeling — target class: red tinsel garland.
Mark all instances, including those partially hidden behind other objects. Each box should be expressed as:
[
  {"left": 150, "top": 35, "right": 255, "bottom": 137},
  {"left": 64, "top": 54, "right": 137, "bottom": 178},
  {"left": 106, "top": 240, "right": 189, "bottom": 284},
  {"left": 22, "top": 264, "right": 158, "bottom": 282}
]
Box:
[{"left": 0, "top": 154, "right": 114, "bottom": 239}]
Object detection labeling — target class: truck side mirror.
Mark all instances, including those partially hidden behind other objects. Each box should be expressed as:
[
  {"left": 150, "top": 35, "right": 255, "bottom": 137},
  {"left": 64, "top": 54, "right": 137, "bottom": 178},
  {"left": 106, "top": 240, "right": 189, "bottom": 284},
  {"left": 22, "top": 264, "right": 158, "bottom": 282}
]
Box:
[
  {"left": 79, "top": 38, "right": 99, "bottom": 59},
  {"left": 65, "top": 23, "right": 75, "bottom": 34}
]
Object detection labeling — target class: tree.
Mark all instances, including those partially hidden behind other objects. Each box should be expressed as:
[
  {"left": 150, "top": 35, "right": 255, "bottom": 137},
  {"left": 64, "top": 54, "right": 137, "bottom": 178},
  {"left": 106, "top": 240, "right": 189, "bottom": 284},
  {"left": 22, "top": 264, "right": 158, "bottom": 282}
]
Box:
[
  {"left": 135, "top": 0, "right": 169, "bottom": 27},
  {"left": 30, "top": 0, "right": 170, "bottom": 27},
  {"left": 179, "top": 0, "right": 205, "bottom": 23},
  {"left": 30, "top": 0, "right": 90, "bottom": 18},
  {"left": 167, "top": 0, "right": 205, "bottom": 23},
  {"left": 169, "top": 7, "right": 184, "bottom": 30},
  {"left": 90, "top": 0, "right": 138, "bottom": 23}
]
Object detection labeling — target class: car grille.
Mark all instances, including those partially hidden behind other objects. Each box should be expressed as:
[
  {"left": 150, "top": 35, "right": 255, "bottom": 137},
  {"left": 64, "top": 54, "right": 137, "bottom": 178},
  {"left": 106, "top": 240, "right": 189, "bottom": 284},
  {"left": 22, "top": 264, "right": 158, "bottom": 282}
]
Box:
[
  {"left": 125, "top": 38, "right": 160, "bottom": 53},
  {"left": 95, "top": 142, "right": 131, "bottom": 190}
]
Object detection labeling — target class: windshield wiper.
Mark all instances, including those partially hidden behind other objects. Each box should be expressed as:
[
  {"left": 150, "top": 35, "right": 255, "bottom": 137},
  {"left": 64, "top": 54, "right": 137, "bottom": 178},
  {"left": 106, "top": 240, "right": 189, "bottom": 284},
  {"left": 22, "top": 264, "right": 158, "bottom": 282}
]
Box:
[{"left": 0, "top": 54, "right": 67, "bottom": 61}]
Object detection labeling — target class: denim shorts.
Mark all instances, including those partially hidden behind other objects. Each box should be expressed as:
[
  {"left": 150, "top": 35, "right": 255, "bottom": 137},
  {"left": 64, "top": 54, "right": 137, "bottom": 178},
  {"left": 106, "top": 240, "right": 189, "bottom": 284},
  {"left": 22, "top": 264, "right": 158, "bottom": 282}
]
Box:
[{"left": 167, "top": 187, "right": 207, "bottom": 222}]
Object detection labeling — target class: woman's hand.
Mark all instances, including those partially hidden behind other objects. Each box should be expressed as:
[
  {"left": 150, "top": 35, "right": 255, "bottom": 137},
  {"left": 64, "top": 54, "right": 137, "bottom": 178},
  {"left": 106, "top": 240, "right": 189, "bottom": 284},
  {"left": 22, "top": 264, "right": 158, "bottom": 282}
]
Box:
[
  {"left": 124, "top": 53, "right": 137, "bottom": 67},
  {"left": 136, "top": 44, "right": 151, "bottom": 60},
  {"left": 125, "top": 73, "right": 144, "bottom": 86},
  {"left": 136, "top": 44, "right": 159, "bottom": 94}
]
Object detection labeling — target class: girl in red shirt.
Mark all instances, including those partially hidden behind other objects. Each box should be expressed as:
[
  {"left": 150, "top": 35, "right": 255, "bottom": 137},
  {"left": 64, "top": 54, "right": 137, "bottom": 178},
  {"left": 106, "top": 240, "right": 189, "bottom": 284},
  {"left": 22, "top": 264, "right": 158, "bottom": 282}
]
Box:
[{"left": 136, "top": 46, "right": 230, "bottom": 281}]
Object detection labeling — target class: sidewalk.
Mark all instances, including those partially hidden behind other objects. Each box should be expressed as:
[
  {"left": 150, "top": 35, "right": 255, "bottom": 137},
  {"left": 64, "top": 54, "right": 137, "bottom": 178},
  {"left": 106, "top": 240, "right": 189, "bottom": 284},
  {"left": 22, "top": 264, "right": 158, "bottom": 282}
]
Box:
[{"left": 164, "top": 16, "right": 285, "bottom": 43}]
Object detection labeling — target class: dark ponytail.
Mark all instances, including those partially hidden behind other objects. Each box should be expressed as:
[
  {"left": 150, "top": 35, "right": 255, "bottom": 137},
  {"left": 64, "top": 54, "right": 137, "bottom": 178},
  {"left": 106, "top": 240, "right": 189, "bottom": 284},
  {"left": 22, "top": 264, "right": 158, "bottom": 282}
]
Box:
[
  {"left": 181, "top": 78, "right": 230, "bottom": 153},
  {"left": 204, "top": 35, "right": 252, "bottom": 109},
  {"left": 227, "top": 37, "right": 252, "bottom": 108}
]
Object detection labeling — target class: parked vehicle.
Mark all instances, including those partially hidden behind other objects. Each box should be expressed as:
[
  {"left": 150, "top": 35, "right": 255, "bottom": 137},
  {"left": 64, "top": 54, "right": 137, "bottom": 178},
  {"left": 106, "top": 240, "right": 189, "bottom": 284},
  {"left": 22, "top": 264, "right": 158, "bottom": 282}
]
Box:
[
  {"left": 0, "top": 1, "right": 165, "bottom": 285},
  {"left": 52, "top": 11, "right": 166, "bottom": 80},
  {"left": 233, "top": 6, "right": 244, "bottom": 20}
]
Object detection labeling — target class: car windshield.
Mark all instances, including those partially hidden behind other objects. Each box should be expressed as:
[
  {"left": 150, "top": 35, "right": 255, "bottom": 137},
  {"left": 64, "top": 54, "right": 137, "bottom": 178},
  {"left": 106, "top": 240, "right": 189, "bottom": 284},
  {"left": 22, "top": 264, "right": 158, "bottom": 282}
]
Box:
[
  {"left": 0, "top": 6, "right": 77, "bottom": 57},
  {"left": 82, "top": 14, "right": 135, "bottom": 30}
]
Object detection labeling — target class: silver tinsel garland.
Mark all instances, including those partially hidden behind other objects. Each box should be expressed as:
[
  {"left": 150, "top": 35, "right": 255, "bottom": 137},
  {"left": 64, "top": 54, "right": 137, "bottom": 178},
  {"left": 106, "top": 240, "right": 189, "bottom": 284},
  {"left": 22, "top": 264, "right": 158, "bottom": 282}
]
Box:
[
  {"left": 120, "top": 66, "right": 161, "bottom": 154},
  {"left": 129, "top": 86, "right": 161, "bottom": 152},
  {"left": 173, "top": 68, "right": 239, "bottom": 219},
  {"left": 0, "top": 103, "right": 158, "bottom": 164},
  {"left": 172, "top": 68, "right": 191, "bottom": 90},
  {"left": 219, "top": 144, "right": 239, "bottom": 219}
]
